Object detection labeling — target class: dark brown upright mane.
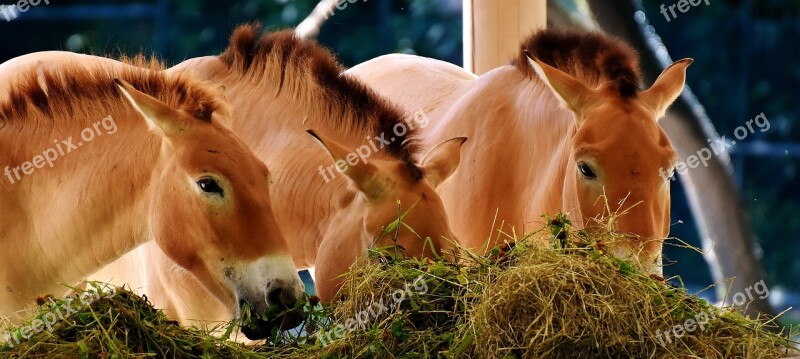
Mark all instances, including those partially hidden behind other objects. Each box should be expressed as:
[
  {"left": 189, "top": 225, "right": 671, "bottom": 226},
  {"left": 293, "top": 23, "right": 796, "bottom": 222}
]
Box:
[
  {"left": 218, "top": 24, "right": 422, "bottom": 180},
  {"left": 0, "top": 56, "right": 228, "bottom": 127},
  {"left": 513, "top": 30, "right": 641, "bottom": 98}
]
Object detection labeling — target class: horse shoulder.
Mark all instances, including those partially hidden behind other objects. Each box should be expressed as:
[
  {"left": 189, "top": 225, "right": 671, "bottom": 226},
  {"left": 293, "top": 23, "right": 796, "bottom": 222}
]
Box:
[
  {"left": 347, "top": 54, "right": 473, "bottom": 113},
  {"left": 349, "top": 53, "right": 474, "bottom": 81},
  {"left": 168, "top": 56, "right": 228, "bottom": 79}
]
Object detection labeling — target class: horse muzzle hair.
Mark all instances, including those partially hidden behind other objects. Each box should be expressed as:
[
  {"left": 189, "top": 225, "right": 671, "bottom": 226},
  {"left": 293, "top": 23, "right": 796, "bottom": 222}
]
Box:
[{"left": 225, "top": 256, "right": 306, "bottom": 340}]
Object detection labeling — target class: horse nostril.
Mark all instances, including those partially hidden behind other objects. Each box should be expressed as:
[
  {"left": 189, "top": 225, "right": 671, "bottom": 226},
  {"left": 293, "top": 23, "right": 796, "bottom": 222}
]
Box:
[
  {"left": 268, "top": 283, "right": 302, "bottom": 308},
  {"left": 268, "top": 287, "right": 286, "bottom": 307}
]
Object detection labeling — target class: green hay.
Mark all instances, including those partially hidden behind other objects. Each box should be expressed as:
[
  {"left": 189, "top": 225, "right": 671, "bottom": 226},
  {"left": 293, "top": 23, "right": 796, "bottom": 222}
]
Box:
[
  {"left": 0, "top": 283, "right": 266, "bottom": 358},
  {"left": 292, "top": 214, "right": 798, "bottom": 358},
  {"left": 2, "top": 215, "right": 797, "bottom": 358}
]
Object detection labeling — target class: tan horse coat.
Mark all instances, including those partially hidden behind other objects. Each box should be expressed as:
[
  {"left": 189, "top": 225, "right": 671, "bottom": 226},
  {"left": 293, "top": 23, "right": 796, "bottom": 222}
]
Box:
[
  {"left": 89, "top": 26, "right": 465, "bottom": 329},
  {"left": 348, "top": 31, "right": 690, "bottom": 274},
  {"left": 0, "top": 55, "right": 304, "bottom": 335}
]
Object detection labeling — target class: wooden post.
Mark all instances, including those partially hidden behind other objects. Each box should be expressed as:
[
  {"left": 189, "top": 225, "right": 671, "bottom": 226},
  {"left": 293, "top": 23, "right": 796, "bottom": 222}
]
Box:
[{"left": 463, "top": 0, "right": 547, "bottom": 75}]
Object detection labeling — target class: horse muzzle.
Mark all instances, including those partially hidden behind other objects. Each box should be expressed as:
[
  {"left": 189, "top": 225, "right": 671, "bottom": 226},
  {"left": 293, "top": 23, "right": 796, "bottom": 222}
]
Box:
[{"left": 237, "top": 279, "right": 306, "bottom": 340}]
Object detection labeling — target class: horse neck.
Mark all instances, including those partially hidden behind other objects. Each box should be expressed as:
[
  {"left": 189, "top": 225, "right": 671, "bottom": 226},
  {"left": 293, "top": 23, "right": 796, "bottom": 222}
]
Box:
[
  {"left": 237, "top": 90, "right": 387, "bottom": 268},
  {"left": 432, "top": 66, "right": 582, "bottom": 236},
  {"left": 509, "top": 70, "right": 584, "bottom": 227},
  {"left": 170, "top": 58, "right": 370, "bottom": 267},
  {"left": 0, "top": 104, "right": 162, "bottom": 300},
  {"left": 171, "top": 56, "right": 380, "bottom": 150}
]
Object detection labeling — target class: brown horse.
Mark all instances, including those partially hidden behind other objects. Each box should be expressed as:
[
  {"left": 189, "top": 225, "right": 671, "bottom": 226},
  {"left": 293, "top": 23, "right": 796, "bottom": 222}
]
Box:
[
  {"left": 0, "top": 58, "right": 304, "bottom": 339},
  {"left": 348, "top": 30, "right": 690, "bottom": 275},
  {"left": 89, "top": 25, "right": 465, "bottom": 329}
]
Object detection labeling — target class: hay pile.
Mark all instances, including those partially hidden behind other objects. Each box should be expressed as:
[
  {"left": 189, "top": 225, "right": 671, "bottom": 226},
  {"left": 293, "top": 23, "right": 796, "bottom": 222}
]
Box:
[
  {"left": 2, "top": 215, "right": 797, "bottom": 358},
  {"left": 298, "top": 215, "right": 797, "bottom": 358},
  {"left": 0, "top": 283, "right": 259, "bottom": 358}
]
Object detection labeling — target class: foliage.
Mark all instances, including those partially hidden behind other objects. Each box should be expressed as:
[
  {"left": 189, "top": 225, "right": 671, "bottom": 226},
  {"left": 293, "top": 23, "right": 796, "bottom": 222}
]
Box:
[{"left": 2, "top": 218, "right": 795, "bottom": 358}]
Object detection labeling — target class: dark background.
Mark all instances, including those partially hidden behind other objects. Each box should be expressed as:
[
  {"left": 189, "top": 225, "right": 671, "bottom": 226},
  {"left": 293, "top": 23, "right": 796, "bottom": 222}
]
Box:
[{"left": 1, "top": 0, "right": 796, "bottom": 313}]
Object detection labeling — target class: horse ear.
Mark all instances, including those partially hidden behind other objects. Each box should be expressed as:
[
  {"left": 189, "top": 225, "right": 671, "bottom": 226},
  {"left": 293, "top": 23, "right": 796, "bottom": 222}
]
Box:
[
  {"left": 526, "top": 52, "right": 598, "bottom": 124},
  {"left": 421, "top": 137, "right": 467, "bottom": 188},
  {"left": 114, "top": 78, "right": 187, "bottom": 137},
  {"left": 215, "top": 84, "right": 228, "bottom": 101},
  {"left": 307, "top": 129, "right": 388, "bottom": 199},
  {"left": 640, "top": 58, "right": 693, "bottom": 120}
]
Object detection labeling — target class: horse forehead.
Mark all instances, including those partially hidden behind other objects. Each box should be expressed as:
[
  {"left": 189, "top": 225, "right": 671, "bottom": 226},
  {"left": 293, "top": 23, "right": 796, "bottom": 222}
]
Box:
[
  {"left": 581, "top": 105, "right": 664, "bottom": 144},
  {"left": 577, "top": 122, "right": 672, "bottom": 168},
  {"left": 375, "top": 160, "right": 419, "bottom": 185},
  {"left": 371, "top": 161, "right": 443, "bottom": 207},
  {"left": 182, "top": 132, "right": 267, "bottom": 178},
  {"left": 599, "top": 138, "right": 669, "bottom": 168}
]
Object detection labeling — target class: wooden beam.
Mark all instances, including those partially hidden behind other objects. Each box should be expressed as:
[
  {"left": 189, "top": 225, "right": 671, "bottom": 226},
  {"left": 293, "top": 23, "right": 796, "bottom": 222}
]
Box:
[{"left": 463, "top": 0, "right": 546, "bottom": 75}]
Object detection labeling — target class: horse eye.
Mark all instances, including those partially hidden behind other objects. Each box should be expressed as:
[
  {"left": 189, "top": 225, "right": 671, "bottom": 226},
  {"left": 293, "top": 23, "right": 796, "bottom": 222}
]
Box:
[
  {"left": 197, "top": 178, "right": 224, "bottom": 196},
  {"left": 578, "top": 162, "right": 597, "bottom": 179}
]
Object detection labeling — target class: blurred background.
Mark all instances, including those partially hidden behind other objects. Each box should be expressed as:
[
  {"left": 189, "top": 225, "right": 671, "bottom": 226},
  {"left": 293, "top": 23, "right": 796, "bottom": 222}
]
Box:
[{"left": 0, "top": 0, "right": 797, "bottom": 322}]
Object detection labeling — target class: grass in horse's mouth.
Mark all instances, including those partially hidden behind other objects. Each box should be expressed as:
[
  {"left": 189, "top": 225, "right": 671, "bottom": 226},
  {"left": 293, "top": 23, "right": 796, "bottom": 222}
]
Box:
[
  {"left": 237, "top": 298, "right": 307, "bottom": 340},
  {"left": 1, "top": 215, "right": 797, "bottom": 358}
]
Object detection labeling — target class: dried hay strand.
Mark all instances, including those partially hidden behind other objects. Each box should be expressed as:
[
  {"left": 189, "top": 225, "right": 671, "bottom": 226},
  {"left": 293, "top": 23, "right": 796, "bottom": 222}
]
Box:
[{"left": 1, "top": 214, "right": 796, "bottom": 358}]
